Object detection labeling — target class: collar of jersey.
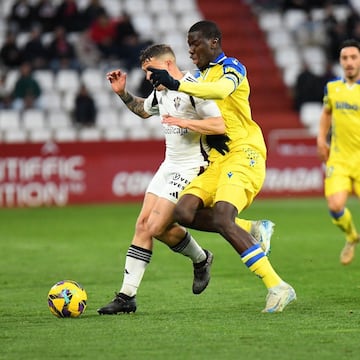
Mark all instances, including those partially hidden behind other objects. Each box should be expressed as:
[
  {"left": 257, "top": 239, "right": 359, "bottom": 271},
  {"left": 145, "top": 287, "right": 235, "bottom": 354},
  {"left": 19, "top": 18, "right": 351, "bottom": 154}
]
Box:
[
  {"left": 209, "top": 52, "right": 227, "bottom": 67},
  {"left": 341, "top": 77, "right": 360, "bottom": 84}
]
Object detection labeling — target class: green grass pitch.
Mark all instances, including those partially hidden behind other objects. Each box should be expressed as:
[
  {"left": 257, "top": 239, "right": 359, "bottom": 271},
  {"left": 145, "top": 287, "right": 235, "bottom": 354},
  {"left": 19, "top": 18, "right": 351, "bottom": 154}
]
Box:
[{"left": 1, "top": 198, "right": 360, "bottom": 360}]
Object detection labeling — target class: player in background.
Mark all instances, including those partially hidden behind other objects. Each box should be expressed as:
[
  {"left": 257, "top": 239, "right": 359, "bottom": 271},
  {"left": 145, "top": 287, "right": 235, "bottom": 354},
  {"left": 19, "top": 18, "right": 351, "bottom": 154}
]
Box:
[
  {"left": 98, "top": 44, "right": 273, "bottom": 314},
  {"left": 150, "top": 21, "right": 295, "bottom": 313},
  {"left": 317, "top": 39, "right": 360, "bottom": 265}
]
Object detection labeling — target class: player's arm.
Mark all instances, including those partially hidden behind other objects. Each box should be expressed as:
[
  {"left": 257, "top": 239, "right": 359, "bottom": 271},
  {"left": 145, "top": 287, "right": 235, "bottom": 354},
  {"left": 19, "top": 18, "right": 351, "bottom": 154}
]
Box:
[
  {"left": 149, "top": 68, "right": 236, "bottom": 99},
  {"left": 107, "top": 69, "right": 151, "bottom": 119},
  {"left": 178, "top": 76, "right": 235, "bottom": 99},
  {"left": 317, "top": 106, "right": 332, "bottom": 162},
  {"left": 162, "top": 115, "right": 225, "bottom": 135}
]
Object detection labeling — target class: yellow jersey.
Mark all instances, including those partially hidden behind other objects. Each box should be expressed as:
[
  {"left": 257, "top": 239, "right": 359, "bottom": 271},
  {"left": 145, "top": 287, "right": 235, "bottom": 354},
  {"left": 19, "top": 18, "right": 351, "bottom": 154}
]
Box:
[
  {"left": 179, "top": 52, "right": 266, "bottom": 161},
  {"left": 324, "top": 78, "right": 360, "bottom": 160}
]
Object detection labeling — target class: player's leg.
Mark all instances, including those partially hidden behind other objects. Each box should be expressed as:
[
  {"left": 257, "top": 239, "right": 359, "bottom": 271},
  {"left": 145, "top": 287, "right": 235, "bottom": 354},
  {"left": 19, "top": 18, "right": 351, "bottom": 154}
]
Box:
[
  {"left": 327, "top": 191, "right": 359, "bottom": 264},
  {"left": 325, "top": 164, "right": 359, "bottom": 265},
  {"left": 148, "top": 195, "right": 213, "bottom": 294},
  {"left": 175, "top": 152, "right": 295, "bottom": 312},
  {"left": 236, "top": 218, "right": 274, "bottom": 256},
  {"left": 97, "top": 192, "right": 158, "bottom": 315}
]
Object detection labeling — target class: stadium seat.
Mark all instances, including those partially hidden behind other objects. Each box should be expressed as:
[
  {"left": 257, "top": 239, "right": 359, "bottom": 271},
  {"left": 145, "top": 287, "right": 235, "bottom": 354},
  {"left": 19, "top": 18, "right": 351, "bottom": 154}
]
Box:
[
  {"left": 103, "top": 127, "right": 127, "bottom": 141},
  {"left": 127, "top": 126, "right": 152, "bottom": 140},
  {"left": 48, "top": 111, "right": 72, "bottom": 129},
  {"left": 28, "top": 128, "right": 53, "bottom": 143},
  {"left": 177, "top": 11, "right": 203, "bottom": 32},
  {"left": 4, "top": 70, "right": 19, "bottom": 93},
  {"left": 274, "top": 46, "right": 301, "bottom": 70},
  {"left": 0, "top": 110, "right": 21, "bottom": 130},
  {"left": 97, "top": 109, "right": 119, "bottom": 129},
  {"left": 78, "top": 127, "right": 102, "bottom": 141},
  {"left": 148, "top": 0, "right": 170, "bottom": 14},
  {"left": 40, "top": 90, "right": 62, "bottom": 111},
  {"left": 123, "top": 0, "right": 146, "bottom": 16},
  {"left": 120, "top": 111, "right": 144, "bottom": 130},
  {"left": 55, "top": 69, "right": 80, "bottom": 93},
  {"left": 299, "top": 102, "right": 323, "bottom": 134},
  {"left": 172, "top": 0, "right": 197, "bottom": 14},
  {"left": 257, "top": 11, "right": 283, "bottom": 32},
  {"left": 22, "top": 109, "right": 46, "bottom": 130},
  {"left": 153, "top": 12, "right": 179, "bottom": 35},
  {"left": 266, "top": 29, "right": 293, "bottom": 50},
  {"left": 33, "top": 70, "right": 55, "bottom": 91},
  {"left": 81, "top": 68, "right": 106, "bottom": 93},
  {"left": 283, "top": 9, "right": 308, "bottom": 32},
  {"left": 54, "top": 128, "right": 78, "bottom": 142},
  {"left": 94, "top": 92, "right": 112, "bottom": 109},
  {"left": 131, "top": 13, "right": 155, "bottom": 40},
  {"left": 62, "top": 91, "right": 77, "bottom": 112},
  {"left": 3, "top": 129, "right": 28, "bottom": 143}
]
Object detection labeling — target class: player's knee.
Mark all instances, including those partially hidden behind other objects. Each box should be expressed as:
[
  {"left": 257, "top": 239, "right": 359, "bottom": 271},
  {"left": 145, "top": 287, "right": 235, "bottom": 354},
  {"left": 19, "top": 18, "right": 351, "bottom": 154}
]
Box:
[
  {"left": 173, "top": 206, "right": 193, "bottom": 226},
  {"left": 212, "top": 213, "right": 228, "bottom": 234},
  {"left": 147, "top": 220, "right": 166, "bottom": 238}
]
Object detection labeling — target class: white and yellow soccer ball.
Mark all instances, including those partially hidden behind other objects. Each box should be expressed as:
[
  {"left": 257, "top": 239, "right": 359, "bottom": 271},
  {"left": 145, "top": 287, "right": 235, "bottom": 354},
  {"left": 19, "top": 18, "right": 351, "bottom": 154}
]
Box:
[{"left": 47, "top": 280, "right": 87, "bottom": 318}]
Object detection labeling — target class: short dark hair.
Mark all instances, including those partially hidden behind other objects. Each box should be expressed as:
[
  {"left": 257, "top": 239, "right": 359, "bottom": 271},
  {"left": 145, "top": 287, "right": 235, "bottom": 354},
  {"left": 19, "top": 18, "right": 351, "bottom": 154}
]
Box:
[
  {"left": 188, "top": 20, "right": 222, "bottom": 43},
  {"left": 339, "top": 39, "right": 360, "bottom": 52},
  {"left": 139, "top": 44, "right": 175, "bottom": 64}
]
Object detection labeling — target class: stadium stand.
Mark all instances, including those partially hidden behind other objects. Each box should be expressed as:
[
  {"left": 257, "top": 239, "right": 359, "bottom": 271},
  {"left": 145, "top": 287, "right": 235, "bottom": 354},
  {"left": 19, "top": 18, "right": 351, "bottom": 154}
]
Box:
[
  {"left": 0, "top": 0, "right": 202, "bottom": 143},
  {"left": 0, "top": 0, "right": 357, "bottom": 144}
]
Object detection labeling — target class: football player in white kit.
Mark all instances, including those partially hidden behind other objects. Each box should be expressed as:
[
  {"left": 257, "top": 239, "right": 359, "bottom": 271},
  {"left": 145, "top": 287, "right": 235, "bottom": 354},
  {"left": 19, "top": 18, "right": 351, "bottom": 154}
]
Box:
[{"left": 98, "top": 44, "right": 271, "bottom": 315}]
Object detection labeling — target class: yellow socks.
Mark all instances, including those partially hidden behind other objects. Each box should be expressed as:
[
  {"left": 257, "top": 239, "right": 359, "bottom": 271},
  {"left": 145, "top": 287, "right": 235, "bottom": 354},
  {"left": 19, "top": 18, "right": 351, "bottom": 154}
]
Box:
[
  {"left": 235, "top": 218, "right": 252, "bottom": 233},
  {"left": 331, "top": 208, "right": 359, "bottom": 243},
  {"left": 241, "top": 244, "right": 282, "bottom": 289}
]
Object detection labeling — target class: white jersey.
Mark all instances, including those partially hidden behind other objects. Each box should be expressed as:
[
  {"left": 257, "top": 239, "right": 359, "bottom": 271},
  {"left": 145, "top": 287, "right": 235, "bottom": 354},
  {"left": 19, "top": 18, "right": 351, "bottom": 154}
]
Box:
[{"left": 143, "top": 72, "right": 222, "bottom": 168}]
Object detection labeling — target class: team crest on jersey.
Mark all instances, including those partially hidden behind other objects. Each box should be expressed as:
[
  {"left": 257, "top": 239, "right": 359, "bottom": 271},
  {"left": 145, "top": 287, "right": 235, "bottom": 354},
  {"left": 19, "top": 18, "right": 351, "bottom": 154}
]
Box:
[{"left": 173, "top": 97, "right": 181, "bottom": 110}]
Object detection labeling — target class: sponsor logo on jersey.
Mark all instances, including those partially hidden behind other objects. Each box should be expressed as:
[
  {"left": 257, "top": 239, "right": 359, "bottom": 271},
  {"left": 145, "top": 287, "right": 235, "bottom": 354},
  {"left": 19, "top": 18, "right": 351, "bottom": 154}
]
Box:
[{"left": 335, "top": 101, "right": 359, "bottom": 111}]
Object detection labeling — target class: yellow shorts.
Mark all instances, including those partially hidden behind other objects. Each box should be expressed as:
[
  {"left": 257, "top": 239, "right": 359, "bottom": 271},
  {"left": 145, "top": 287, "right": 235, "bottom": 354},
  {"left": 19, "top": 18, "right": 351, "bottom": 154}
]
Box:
[
  {"left": 325, "top": 157, "right": 360, "bottom": 197},
  {"left": 181, "top": 147, "right": 266, "bottom": 213}
]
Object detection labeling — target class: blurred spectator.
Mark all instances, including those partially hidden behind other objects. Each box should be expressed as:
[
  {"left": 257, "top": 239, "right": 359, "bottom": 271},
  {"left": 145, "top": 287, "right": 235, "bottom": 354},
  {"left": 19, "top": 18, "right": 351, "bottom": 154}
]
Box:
[
  {"left": 0, "top": 31, "right": 23, "bottom": 68},
  {"left": 116, "top": 12, "right": 153, "bottom": 70},
  {"left": 346, "top": 6, "right": 360, "bottom": 39},
  {"left": 293, "top": 64, "right": 327, "bottom": 111},
  {"left": 81, "top": 0, "right": 106, "bottom": 29},
  {"left": 327, "top": 21, "right": 348, "bottom": 61},
  {"left": 89, "top": 11, "right": 118, "bottom": 59},
  {"left": 351, "top": 22, "right": 360, "bottom": 42},
  {"left": 32, "top": 0, "right": 57, "bottom": 33},
  {"left": 281, "top": 0, "right": 310, "bottom": 12},
  {"left": 74, "top": 29, "right": 101, "bottom": 68},
  {"left": 8, "top": 0, "right": 34, "bottom": 32},
  {"left": 47, "top": 26, "right": 81, "bottom": 72},
  {"left": 73, "top": 84, "right": 97, "bottom": 127},
  {"left": 11, "top": 62, "right": 42, "bottom": 110},
  {"left": 55, "top": 0, "right": 84, "bottom": 32},
  {"left": 22, "top": 26, "right": 49, "bottom": 70}
]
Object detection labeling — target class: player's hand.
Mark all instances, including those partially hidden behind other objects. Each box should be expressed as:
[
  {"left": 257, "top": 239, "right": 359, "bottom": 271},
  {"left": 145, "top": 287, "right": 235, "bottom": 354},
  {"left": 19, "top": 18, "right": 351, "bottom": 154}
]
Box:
[
  {"left": 206, "top": 134, "right": 230, "bottom": 155},
  {"left": 162, "top": 114, "right": 186, "bottom": 128},
  {"left": 148, "top": 68, "right": 180, "bottom": 90},
  {"left": 316, "top": 138, "right": 330, "bottom": 162},
  {"left": 106, "top": 70, "right": 127, "bottom": 95}
]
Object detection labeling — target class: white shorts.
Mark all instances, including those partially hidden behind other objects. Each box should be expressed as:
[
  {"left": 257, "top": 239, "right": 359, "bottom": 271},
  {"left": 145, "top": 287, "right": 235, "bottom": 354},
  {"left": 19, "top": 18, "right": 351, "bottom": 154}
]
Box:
[{"left": 146, "top": 161, "right": 206, "bottom": 204}]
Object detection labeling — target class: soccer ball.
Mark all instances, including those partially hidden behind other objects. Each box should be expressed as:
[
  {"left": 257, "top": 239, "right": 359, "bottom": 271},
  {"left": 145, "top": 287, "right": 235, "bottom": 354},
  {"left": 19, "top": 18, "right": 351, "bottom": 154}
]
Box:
[{"left": 47, "top": 280, "right": 87, "bottom": 318}]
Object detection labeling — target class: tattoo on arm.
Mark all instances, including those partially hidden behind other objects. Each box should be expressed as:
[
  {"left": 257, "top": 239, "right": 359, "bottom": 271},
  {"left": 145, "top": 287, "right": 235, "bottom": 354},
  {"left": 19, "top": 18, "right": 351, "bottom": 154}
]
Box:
[{"left": 118, "top": 91, "right": 150, "bottom": 118}]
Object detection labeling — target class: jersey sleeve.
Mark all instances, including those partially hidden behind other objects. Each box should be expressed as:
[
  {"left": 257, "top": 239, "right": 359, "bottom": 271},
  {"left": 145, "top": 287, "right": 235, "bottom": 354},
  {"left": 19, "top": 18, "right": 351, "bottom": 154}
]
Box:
[
  {"left": 179, "top": 58, "right": 246, "bottom": 99},
  {"left": 323, "top": 83, "right": 331, "bottom": 110},
  {"left": 193, "top": 97, "right": 222, "bottom": 118}
]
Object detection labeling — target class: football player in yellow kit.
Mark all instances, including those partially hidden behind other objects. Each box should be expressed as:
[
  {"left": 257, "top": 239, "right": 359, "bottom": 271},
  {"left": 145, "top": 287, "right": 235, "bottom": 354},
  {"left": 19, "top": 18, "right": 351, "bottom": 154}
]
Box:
[
  {"left": 150, "top": 20, "right": 296, "bottom": 313},
  {"left": 317, "top": 39, "right": 360, "bottom": 265}
]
